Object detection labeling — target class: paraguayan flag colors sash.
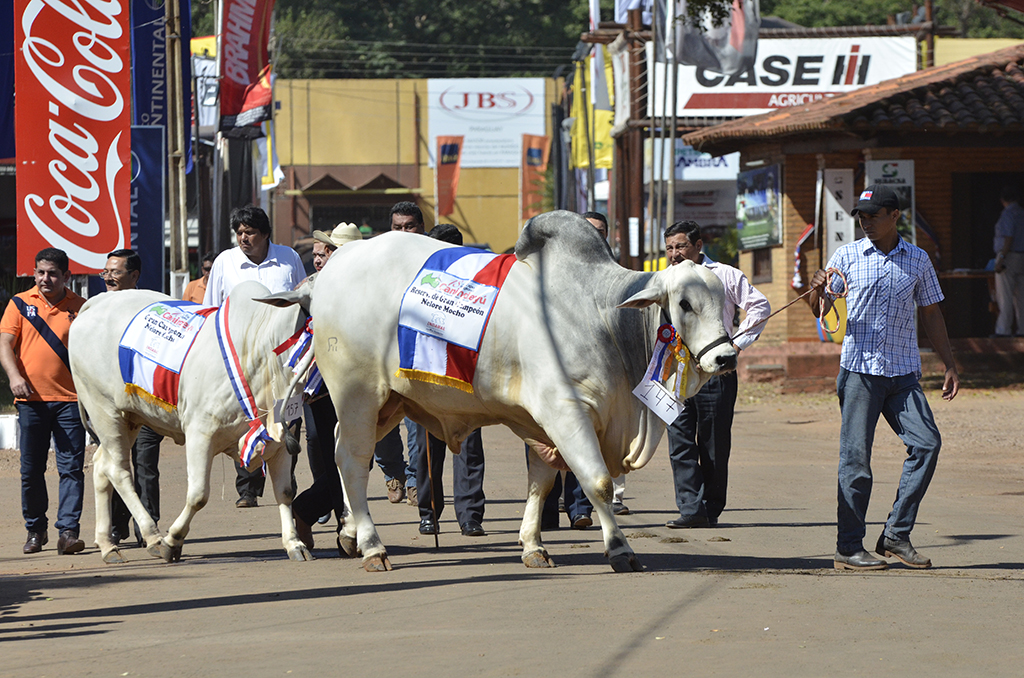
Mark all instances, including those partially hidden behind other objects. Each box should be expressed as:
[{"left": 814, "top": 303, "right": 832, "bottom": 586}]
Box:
[
  {"left": 397, "top": 247, "right": 516, "bottom": 393},
  {"left": 119, "top": 301, "right": 216, "bottom": 410}
]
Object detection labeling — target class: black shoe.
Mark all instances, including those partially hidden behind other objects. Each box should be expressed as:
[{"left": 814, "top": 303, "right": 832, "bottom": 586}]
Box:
[
  {"left": 834, "top": 549, "right": 889, "bottom": 571},
  {"left": 419, "top": 517, "right": 437, "bottom": 535},
  {"left": 571, "top": 514, "right": 593, "bottom": 529},
  {"left": 876, "top": 534, "right": 932, "bottom": 569},
  {"left": 666, "top": 515, "right": 710, "bottom": 529},
  {"left": 235, "top": 493, "right": 258, "bottom": 508},
  {"left": 611, "top": 502, "right": 630, "bottom": 516},
  {"left": 57, "top": 530, "right": 85, "bottom": 555},
  {"left": 460, "top": 520, "right": 486, "bottom": 537},
  {"left": 23, "top": 531, "right": 47, "bottom": 554}
]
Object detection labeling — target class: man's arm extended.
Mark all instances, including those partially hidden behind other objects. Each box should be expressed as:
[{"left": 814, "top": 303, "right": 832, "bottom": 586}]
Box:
[{"left": 920, "top": 303, "right": 960, "bottom": 401}]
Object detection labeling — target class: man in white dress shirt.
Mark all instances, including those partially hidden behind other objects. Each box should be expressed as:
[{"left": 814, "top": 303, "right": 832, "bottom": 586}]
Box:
[
  {"left": 663, "top": 220, "right": 770, "bottom": 529},
  {"left": 205, "top": 204, "right": 305, "bottom": 508}
]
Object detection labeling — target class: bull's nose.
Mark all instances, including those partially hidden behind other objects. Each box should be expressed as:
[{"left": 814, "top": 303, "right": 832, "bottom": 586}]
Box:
[{"left": 716, "top": 353, "right": 737, "bottom": 372}]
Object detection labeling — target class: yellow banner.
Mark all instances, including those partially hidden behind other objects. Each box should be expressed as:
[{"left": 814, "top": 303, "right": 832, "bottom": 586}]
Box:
[{"left": 570, "top": 51, "right": 613, "bottom": 170}]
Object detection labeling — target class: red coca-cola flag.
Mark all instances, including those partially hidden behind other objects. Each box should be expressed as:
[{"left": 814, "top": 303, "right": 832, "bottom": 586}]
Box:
[
  {"left": 220, "top": 0, "right": 275, "bottom": 135},
  {"left": 15, "top": 0, "right": 132, "bottom": 275},
  {"left": 436, "top": 136, "right": 463, "bottom": 217}
]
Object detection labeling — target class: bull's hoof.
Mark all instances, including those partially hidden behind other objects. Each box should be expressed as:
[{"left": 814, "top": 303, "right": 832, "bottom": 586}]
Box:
[
  {"left": 609, "top": 552, "right": 643, "bottom": 572},
  {"left": 522, "top": 549, "right": 555, "bottom": 568},
  {"left": 158, "top": 539, "right": 183, "bottom": 563},
  {"left": 362, "top": 554, "right": 392, "bottom": 572},
  {"left": 288, "top": 544, "right": 314, "bottom": 562},
  {"left": 102, "top": 548, "right": 127, "bottom": 564},
  {"left": 337, "top": 533, "right": 358, "bottom": 558},
  {"left": 146, "top": 540, "right": 164, "bottom": 559}
]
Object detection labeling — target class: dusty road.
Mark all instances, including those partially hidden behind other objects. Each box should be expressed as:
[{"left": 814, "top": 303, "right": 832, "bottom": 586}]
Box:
[{"left": 1, "top": 384, "right": 1022, "bottom": 678}]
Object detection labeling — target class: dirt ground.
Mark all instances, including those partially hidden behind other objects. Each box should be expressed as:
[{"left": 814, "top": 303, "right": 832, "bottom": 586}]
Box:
[{"left": 1, "top": 382, "right": 1022, "bottom": 678}]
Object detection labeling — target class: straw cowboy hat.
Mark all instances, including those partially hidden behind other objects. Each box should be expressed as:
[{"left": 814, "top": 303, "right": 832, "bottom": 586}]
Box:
[{"left": 312, "top": 222, "right": 363, "bottom": 249}]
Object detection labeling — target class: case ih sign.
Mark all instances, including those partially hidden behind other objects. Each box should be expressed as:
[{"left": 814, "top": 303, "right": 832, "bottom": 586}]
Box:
[
  {"left": 649, "top": 37, "right": 918, "bottom": 118},
  {"left": 15, "top": 0, "right": 132, "bottom": 275}
]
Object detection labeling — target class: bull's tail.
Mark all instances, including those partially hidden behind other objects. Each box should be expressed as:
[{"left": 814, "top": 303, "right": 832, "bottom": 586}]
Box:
[{"left": 78, "top": 402, "right": 100, "bottom": 447}]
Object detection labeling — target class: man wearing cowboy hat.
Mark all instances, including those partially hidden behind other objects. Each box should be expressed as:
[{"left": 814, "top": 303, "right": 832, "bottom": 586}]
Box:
[
  {"left": 292, "top": 223, "right": 363, "bottom": 546},
  {"left": 310, "top": 222, "right": 363, "bottom": 273}
]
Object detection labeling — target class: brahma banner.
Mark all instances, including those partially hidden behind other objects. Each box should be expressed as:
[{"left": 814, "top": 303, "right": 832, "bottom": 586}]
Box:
[
  {"left": 15, "top": 0, "right": 132, "bottom": 275},
  {"left": 219, "top": 0, "right": 275, "bottom": 136}
]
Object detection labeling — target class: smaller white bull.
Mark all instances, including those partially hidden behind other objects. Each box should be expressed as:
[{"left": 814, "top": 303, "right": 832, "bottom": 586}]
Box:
[{"left": 70, "top": 281, "right": 311, "bottom": 564}]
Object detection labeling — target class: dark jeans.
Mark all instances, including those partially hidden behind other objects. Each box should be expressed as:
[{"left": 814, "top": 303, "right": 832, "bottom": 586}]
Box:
[
  {"left": 18, "top": 401, "right": 85, "bottom": 534},
  {"left": 111, "top": 425, "right": 163, "bottom": 540},
  {"left": 543, "top": 472, "right": 592, "bottom": 528},
  {"left": 292, "top": 397, "right": 345, "bottom": 526},
  {"left": 417, "top": 428, "right": 485, "bottom": 526},
  {"left": 373, "top": 418, "right": 421, "bottom": 488},
  {"left": 836, "top": 368, "right": 941, "bottom": 554},
  {"left": 667, "top": 371, "right": 738, "bottom": 521}
]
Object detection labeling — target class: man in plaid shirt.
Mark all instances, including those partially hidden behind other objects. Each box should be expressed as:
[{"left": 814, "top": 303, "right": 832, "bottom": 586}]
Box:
[{"left": 810, "top": 184, "right": 960, "bottom": 572}]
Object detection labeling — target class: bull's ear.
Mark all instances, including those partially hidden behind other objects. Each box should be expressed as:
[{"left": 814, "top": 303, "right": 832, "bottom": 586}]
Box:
[
  {"left": 255, "top": 286, "right": 311, "bottom": 312},
  {"left": 617, "top": 286, "right": 664, "bottom": 309}
]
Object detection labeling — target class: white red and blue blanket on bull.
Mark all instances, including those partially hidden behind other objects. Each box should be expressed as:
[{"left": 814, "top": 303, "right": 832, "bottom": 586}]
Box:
[
  {"left": 397, "top": 247, "right": 516, "bottom": 393},
  {"left": 118, "top": 301, "right": 216, "bottom": 409}
]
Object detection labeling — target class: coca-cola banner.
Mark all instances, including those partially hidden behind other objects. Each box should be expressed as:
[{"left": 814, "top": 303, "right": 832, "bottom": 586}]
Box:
[
  {"left": 15, "top": 0, "right": 132, "bottom": 274},
  {"left": 219, "top": 0, "right": 275, "bottom": 136}
]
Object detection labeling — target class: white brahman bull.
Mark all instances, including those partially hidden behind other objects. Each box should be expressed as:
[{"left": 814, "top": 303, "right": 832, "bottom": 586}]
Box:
[
  {"left": 265, "top": 210, "right": 737, "bottom": 573},
  {"left": 70, "top": 281, "right": 311, "bottom": 564}
]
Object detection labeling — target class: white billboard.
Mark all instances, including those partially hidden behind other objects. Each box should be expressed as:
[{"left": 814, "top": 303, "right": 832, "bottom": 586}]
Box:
[
  {"left": 648, "top": 37, "right": 917, "bottom": 118},
  {"left": 428, "top": 78, "right": 546, "bottom": 168}
]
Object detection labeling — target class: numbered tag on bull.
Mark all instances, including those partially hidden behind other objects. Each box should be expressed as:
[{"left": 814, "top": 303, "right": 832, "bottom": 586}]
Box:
[
  {"left": 632, "top": 379, "right": 684, "bottom": 424},
  {"left": 633, "top": 323, "right": 685, "bottom": 423},
  {"left": 274, "top": 392, "right": 303, "bottom": 425}
]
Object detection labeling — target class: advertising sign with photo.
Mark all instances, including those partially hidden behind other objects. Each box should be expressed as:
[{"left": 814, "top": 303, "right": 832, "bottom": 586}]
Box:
[
  {"left": 428, "top": 79, "right": 546, "bottom": 168},
  {"left": 736, "top": 165, "right": 782, "bottom": 251},
  {"left": 865, "top": 160, "right": 916, "bottom": 245}
]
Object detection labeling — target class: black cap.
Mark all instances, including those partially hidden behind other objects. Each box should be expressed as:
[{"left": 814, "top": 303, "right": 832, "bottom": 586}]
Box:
[{"left": 852, "top": 184, "right": 901, "bottom": 216}]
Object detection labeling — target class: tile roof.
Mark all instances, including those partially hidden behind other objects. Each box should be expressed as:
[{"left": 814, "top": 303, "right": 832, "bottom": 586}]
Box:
[{"left": 683, "top": 42, "right": 1024, "bottom": 152}]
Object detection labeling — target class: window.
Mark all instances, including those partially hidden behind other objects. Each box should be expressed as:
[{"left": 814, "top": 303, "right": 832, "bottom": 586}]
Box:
[{"left": 752, "top": 248, "right": 772, "bottom": 284}]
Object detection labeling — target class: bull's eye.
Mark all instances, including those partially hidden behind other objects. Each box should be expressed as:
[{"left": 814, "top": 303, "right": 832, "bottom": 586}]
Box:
[{"left": 679, "top": 298, "right": 693, "bottom": 313}]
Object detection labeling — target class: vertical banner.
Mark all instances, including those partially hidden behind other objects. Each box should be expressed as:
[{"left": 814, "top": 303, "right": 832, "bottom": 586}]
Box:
[
  {"left": 131, "top": 126, "right": 166, "bottom": 292},
  {"left": 824, "top": 168, "right": 855, "bottom": 264},
  {"left": 436, "top": 136, "right": 463, "bottom": 217},
  {"left": 131, "top": 0, "right": 192, "bottom": 172},
  {"left": 865, "top": 160, "right": 916, "bottom": 245},
  {"left": 220, "top": 0, "right": 275, "bottom": 136},
  {"left": 15, "top": 0, "right": 132, "bottom": 274},
  {"left": 520, "top": 134, "right": 550, "bottom": 221}
]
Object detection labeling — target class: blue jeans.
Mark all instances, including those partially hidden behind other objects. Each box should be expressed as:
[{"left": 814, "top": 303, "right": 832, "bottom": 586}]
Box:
[
  {"left": 18, "top": 401, "right": 86, "bottom": 534},
  {"left": 836, "top": 368, "right": 941, "bottom": 554},
  {"left": 373, "top": 417, "right": 421, "bottom": 488}
]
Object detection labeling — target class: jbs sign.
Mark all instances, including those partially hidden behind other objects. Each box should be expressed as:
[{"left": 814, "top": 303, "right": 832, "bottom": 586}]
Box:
[
  {"left": 15, "top": 0, "right": 131, "bottom": 274},
  {"left": 649, "top": 37, "right": 917, "bottom": 118}
]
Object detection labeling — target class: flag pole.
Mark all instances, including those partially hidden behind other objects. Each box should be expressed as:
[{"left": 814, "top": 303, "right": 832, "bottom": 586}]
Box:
[{"left": 666, "top": 6, "right": 679, "bottom": 252}]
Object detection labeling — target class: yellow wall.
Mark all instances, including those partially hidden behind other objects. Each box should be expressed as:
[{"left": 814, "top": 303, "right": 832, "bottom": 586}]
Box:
[
  {"left": 934, "top": 37, "right": 1024, "bottom": 66},
  {"left": 274, "top": 78, "right": 560, "bottom": 254}
]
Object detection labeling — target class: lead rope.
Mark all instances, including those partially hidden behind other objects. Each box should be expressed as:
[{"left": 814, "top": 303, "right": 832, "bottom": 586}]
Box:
[{"left": 732, "top": 267, "right": 848, "bottom": 340}]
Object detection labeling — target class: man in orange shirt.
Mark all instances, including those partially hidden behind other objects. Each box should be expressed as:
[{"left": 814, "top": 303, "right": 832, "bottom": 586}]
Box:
[
  {"left": 0, "top": 248, "right": 87, "bottom": 555},
  {"left": 181, "top": 252, "right": 215, "bottom": 304}
]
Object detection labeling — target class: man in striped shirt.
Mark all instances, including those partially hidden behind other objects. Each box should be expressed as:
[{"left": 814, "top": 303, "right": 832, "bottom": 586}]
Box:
[{"left": 810, "top": 184, "right": 960, "bottom": 572}]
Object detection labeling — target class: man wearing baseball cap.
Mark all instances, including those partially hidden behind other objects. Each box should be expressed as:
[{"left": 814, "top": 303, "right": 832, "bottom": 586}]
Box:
[{"left": 809, "top": 183, "right": 959, "bottom": 572}]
